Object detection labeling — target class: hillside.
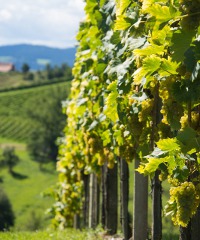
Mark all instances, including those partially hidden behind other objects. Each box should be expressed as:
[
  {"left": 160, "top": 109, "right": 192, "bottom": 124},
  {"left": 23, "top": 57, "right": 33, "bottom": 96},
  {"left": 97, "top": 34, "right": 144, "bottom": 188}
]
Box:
[
  {"left": 0, "top": 44, "right": 76, "bottom": 70},
  {"left": 0, "top": 81, "right": 70, "bottom": 142}
]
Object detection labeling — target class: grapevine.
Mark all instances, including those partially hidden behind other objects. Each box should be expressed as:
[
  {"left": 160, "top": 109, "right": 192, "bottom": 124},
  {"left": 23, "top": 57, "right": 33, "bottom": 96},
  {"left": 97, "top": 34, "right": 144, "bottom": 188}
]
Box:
[{"left": 53, "top": 0, "right": 200, "bottom": 236}]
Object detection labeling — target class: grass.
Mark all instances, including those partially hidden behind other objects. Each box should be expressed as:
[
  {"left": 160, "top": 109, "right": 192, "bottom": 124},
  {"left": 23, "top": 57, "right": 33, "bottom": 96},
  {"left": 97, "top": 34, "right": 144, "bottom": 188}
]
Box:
[
  {"left": 0, "top": 138, "right": 57, "bottom": 231},
  {"left": 0, "top": 229, "right": 103, "bottom": 240},
  {"left": 0, "top": 229, "right": 179, "bottom": 240},
  {"left": 0, "top": 72, "right": 26, "bottom": 90},
  {"left": 0, "top": 71, "right": 66, "bottom": 91}
]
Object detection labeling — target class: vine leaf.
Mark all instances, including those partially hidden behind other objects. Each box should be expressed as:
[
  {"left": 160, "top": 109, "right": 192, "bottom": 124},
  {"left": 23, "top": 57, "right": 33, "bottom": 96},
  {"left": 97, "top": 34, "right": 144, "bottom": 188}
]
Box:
[
  {"left": 104, "top": 81, "right": 118, "bottom": 122},
  {"left": 115, "top": 15, "right": 131, "bottom": 30},
  {"left": 134, "top": 44, "right": 165, "bottom": 56},
  {"left": 133, "top": 55, "right": 161, "bottom": 84},
  {"left": 116, "top": 0, "right": 131, "bottom": 16},
  {"left": 177, "top": 127, "right": 200, "bottom": 153},
  {"left": 171, "top": 29, "right": 196, "bottom": 62},
  {"left": 147, "top": 4, "right": 177, "bottom": 22},
  {"left": 156, "top": 138, "right": 181, "bottom": 152},
  {"left": 137, "top": 157, "right": 166, "bottom": 174},
  {"left": 160, "top": 57, "right": 179, "bottom": 75},
  {"left": 101, "top": 129, "right": 111, "bottom": 146}
]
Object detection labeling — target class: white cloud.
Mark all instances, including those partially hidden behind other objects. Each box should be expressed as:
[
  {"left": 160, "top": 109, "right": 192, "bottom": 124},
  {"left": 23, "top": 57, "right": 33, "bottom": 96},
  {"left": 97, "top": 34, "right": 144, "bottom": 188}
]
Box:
[{"left": 0, "top": 0, "right": 85, "bottom": 48}]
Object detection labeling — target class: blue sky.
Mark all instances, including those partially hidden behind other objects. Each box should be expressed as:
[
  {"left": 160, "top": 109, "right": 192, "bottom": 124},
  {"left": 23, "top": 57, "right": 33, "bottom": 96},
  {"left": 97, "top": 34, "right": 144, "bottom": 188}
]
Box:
[{"left": 0, "top": 0, "right": 85, "bottom": 48}]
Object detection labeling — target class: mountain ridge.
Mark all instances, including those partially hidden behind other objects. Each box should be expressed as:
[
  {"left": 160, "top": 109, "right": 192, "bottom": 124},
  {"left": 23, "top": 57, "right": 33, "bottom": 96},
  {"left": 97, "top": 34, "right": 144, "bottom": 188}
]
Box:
[{"left": 0, "top": 44, "right": 76, "bottom": 71}]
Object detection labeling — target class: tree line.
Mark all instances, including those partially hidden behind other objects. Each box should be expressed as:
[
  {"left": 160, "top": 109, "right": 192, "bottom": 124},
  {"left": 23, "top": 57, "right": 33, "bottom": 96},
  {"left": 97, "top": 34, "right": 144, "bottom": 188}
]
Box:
[{"left": 21, "top": 63, "right": 72, "bottom": 81}]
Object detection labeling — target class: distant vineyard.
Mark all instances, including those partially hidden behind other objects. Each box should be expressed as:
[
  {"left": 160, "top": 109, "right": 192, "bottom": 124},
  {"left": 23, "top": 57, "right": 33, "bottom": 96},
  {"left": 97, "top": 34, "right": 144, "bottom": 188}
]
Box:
[{"left": 0, "top": 82, "right": 70, "bottom": 142}]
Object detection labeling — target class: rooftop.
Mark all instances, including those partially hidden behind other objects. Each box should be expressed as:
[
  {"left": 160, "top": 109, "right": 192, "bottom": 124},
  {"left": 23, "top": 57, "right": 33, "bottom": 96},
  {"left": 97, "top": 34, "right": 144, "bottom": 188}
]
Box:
[{"left": 0, "top": 63, "right": 15, "bottom": 73}]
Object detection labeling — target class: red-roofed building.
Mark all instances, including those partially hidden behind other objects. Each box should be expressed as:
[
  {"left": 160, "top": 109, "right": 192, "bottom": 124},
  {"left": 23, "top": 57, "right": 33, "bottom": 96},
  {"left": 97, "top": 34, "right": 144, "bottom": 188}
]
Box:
[{"left": 0, "top": 63, "right": 15, "bottom": 73}]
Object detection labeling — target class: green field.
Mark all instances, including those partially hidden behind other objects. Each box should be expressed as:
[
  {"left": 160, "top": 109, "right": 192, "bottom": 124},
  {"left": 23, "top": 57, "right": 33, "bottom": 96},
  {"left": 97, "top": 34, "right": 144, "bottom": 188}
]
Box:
[
  {"left": 0, "top": 138, "right": 57, "bottom": 230},
  {"left": 0, "top": 69, "right": 71, "bottom": 91},
  {"left": 0, "top": 82, "right": 70, "bottom": 142},
  {"left": 0, "top": 71, "right": 47, "bottom": 90}
]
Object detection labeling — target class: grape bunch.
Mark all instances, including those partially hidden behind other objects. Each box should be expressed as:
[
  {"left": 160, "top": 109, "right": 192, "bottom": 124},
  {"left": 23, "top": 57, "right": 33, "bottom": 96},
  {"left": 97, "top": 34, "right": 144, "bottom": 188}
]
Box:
[
  {"left": 180, "top": 112, "right": 200, "bottom": 131},
  {"left": 138, "top": 98, "right": 154, "bottom": 122},
  {"left": 119, "top": 143, "right": 135, "bottom": 163},
  {"left": 168, "top": 181, "right": 200, "bottom": 227},
  {"left": 159, "top": 77, "right": 184, "bottom": 129},
  {"left": 84, "top": 132, "right": 103, "bottom": 156}
]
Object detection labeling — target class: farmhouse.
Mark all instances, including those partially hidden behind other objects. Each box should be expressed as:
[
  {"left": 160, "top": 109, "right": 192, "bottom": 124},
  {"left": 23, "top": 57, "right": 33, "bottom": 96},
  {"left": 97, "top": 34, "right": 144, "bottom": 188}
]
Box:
[{"left": 0, "top": 63, "right": 15, "bottom": 72}]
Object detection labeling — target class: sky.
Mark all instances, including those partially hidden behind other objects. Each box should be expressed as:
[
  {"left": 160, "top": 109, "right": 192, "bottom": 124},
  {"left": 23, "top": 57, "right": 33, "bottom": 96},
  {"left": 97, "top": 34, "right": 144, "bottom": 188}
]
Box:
[{"left": 0, "top": 0, "right": 85, "bottom": 49}]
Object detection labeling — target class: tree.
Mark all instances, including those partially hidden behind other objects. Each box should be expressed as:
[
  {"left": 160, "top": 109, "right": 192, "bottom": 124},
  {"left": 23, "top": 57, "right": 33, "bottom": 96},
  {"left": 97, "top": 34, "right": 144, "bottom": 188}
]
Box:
[
  {"left": 1, "top": 147, "right": 20, "bottom": 173},
  {"left": 45, "top": 64, "right": 54, "bottom": 80},
  {"left": 27, "top": 87, "right": 66, "bottom": 168},
  {"left": 21, "top": 63, "right": 30, "bottom": 74},
  {"left": 26, "top": 72, "right": 34, "bottom": 81}
]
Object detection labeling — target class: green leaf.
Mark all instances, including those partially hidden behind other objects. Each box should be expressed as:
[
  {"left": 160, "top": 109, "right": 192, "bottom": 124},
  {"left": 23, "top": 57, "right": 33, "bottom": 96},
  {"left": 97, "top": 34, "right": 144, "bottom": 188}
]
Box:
[
  {"left": 176, "top": 127, "right": 196, "bottom": 146},
  {"left": 143, "top": 157, "right": 166, "bottom": 174},
  {"left": 115, "top": 16, "right": 131, "bottom": 31},
  {"left": 110, "top": 31, "right": 121, "bottom": 45},
  {"left": 96, "top": 63, "right": 107, "bottom": 74},
  {"left": 116, "top": 0, "right": 131, "bottom": 16},
  {"left": 101, "top": 129, "right": 111, "bottom": 146},
  {"left": 133, "top": 56, "right": 161, "bottom": 84},
  {"left": 160, "top": 57, "right": 179, "bottom": 75},
  {"left": 171, "top": 29, "right": 196, "bottom": 62},
  {"left": 104, "top": 81, "right": 118, "bottom": 122},
  {"left": 134, "top": 44, "right": 165, "bottom": 56},
  {"left": 156, "top": 138, "right": 181, "bottom": 152},
  {"left": 172, "top": 166, "right": 189, "bottom": 182},
  {"left": 113, "top": 128, "right": 123, "bottom": 146},
  {"left": 143, "top": 55, "right": 161, "bottom": 74},
  {"left": 147, "top": 4, "right": 177, "bottom": 22},
  {"left": 84, "top": 0, "right": 98, "bottom": 13}
]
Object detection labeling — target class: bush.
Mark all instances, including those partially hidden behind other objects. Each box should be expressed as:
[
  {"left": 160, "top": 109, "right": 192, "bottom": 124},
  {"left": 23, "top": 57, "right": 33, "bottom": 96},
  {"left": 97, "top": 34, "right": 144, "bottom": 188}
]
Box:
[{"left": 0, "top": 188, "right": 15, "bottom": 231}]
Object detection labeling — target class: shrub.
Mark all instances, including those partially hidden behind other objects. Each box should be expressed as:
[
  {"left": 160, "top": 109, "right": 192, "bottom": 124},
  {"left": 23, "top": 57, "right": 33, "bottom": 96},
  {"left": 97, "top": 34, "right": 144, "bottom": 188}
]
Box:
[{"left": 0, "top": 188, "right": 15, "bottom": 231}]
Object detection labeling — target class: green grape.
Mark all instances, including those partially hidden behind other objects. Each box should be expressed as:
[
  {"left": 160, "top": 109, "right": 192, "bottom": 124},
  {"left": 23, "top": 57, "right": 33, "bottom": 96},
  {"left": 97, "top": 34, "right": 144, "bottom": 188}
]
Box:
[
  {"left": 168, "top": 176, "right": 180, "bottom": 187},
  {"left": 159, "top": 76, "right": 184, "bottom": 129},
  {"left": 180, "top": 112, "right": 200, "bottom": 130},
  {"left": 159, "top": 171, "right": 168, "bottom": 181},
  {"left": 119, "top": 144, "right": 135, "bottom": 163},
  {"left": 127, "top": 113, "right": 143, "bottom": 137},
  {"left": 167, "top": 181, "right": 200, "bottom": 227},
  {"left": 84, "top": 132, "right": 103, "bottom": 155},
  {"left": 138, "top": 98, "right": 154, "bottom": 122}
]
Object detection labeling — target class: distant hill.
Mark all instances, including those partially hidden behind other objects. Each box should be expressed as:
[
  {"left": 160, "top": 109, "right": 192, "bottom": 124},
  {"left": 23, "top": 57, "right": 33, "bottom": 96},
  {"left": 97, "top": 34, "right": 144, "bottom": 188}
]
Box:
[{"left": 0, "top": 44, "right": 76, "bottom": 71}]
